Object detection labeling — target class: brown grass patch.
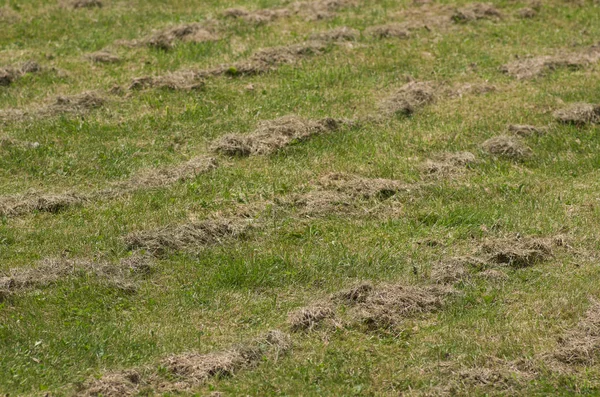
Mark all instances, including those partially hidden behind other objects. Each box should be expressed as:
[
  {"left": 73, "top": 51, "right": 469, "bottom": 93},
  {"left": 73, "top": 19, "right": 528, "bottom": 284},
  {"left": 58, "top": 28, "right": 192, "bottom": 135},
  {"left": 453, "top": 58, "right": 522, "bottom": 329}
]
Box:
[
  {"left": 451, "top": 3, "right": 502, "bottom": 23},
  {"left": 480, "top": 237, "right": 554, "bottom": 268},
  {"left": 481, "top": 135, "right": 532, "bottom": 160},
  {"left": 72, "top": 0, "right": 102, "bottom": 9},
  {"left": 477, "top": 268, "right": 509, "bottom": 281},
  {"left": 309, "top": 27, "right": 360, "bottom": 42},
  {"left": 380, "top": 81, "right": 437, "bottom": 116},
  {"left": 553, "top": 299, "right": 600, "bottom": 366},
  {"left": 48, "top": 91, "right": 107, "bottom": 114},
  {"left": 0, "top": 137, "right": 40, "bottom": 149},
  {"left": 430, "top": 258, "right": 470, "bottom": 285},
  {"left": 500, "top": 44, "right": 600, "bottom": 79},
  {"left": 129, "top": 71, "right": 205, "bottom": 91},
  {"left": 212, "top": 116, "right": 347, "bottom": 157},
  {"left": 283, "top": 190, "right": 356, "bottom": 217},
  {"left": 87, "top": 51, "right": 121, "bottom": 64},
  {"left": 288, "top": 304, "right": 336, "bottom": 331},
  {"left": 0, "top": 192, "right": 87, "bottom": 217},
  {"left": 365, "top": 24, "right": 410, "bottom": 39},
  {"left": 290, "top": 0, "right": 357, "bottom": 21},
  {"left": 124, "top": 218, "right": 253, "bottom": 256},
  {"left": 78, "top": 371, "right": 143, "bottom": 397},
  {"left": 146, "top": 23, "right": 219, "bottom": 50},
  {"left": 554, "top": 103, "right": 600, "bottom": 125},
  {"left": 508, "top": 124, "right": 548, "bottom": 137},
  {"left": 0, "top": 61, "right": 41, "bottom": 86},
  {"left": 340, "top": 283, "right": 452, "bottom": 330},
  {"left": 421, "top": 151, "right": 476, "bottom": 177},
  {"left": 447, "top": 82, "right": 496, "bottom": 98},
  {"left": 247, "top": 41, "right": 328, "bottom": 68},
  {"left": 222, "top": 7, "right": 290, "bottom": 24},
  {"left": 318, "top": 173, "right": 412, "bottom": 199},
  {"left": 517, "top": 7, "right": 538, "bottom": 18}
]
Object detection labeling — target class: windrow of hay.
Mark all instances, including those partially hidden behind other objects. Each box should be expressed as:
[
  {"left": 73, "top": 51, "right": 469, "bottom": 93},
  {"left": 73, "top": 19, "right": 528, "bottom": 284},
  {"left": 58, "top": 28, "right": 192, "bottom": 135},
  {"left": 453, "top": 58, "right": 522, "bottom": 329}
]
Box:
[
  {"left": 508, "top": 124, "right": 548, "bottom": 137},
  {"left": 0, "top": 253, "right": 154, "bottom": 300},
  {"left": 86, "top": 51, "right": 121, "bottom": 64},
  {"left": 479, "top": 236, "right": 555, "bottom": 268},
  {"left": 309, "top": 26, "right": 360, "bottom": 42},
  {"left": 451, "top": 2, "right": 502, "bottom": 23},
  {"left": 212, "top": 116, "right": 348, "bottom": 157},
  {"left": 72, "top": 0, "right": 102, "bottom": 9},
  {"left": 501, "top": 44, "right": 600, "bottom": 79},
  {"left": 0, "top": 60, "right": 41, "bottom": 86},
  {"left": 120, "top": 23, "right": 219, "bottom": 50},
  {"left": 288, "top": 282, "right": 453, "bottom": 333},
  {"left": 124, "top": 217, "right": 254, "bottom": 256},
  {"left": 421, "top": 151, "right": 476, "bottom": 177},
  {"left": 380, "top": 81, "right": 437, "bottom": 116},
  {"left": 552, "top": 299, "right": 600, "bottom": 366},
  {"left": 553, "top": 103, "right": 600, "bottom": 125},
  {"left": 0, "top": 91, "right": 107, "bottom": 122},
  {"left": 129, "top": 71, "right": 205, "bottom": 91},
  {"left": 318, "top": 173, "right": 412, "bottom": 199},
  {"left": 78, "top": 330, "right": 291, "bottom": 396},
  {"left": 0, "top": 192, "right": 87, "bottom": 217},
  {"left": 481, "top": 135, "right": 532, "bottom": 160}
]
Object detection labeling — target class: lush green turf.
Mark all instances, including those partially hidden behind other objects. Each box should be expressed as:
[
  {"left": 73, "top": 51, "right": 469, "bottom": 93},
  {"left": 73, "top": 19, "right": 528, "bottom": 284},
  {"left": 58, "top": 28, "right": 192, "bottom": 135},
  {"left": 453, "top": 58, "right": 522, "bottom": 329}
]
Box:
[{"left": 1, "top": 0, "right": 600, "bottom": 395}]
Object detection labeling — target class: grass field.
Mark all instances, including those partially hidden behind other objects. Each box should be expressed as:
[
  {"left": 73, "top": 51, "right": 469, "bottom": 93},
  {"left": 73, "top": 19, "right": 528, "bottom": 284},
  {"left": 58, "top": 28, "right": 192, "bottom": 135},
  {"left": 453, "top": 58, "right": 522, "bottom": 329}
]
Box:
[{"left": 2, "top": 0, "right": 600, "bottom": 395}]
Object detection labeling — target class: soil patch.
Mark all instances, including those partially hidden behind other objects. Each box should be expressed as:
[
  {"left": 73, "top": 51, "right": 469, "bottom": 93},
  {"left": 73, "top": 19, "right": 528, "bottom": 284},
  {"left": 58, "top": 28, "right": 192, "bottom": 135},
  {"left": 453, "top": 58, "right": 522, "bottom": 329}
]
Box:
[
  {"left": 452, "top": 3, "right": 502, "bottom": 23},
  {"left": 124, "top": 218, "right": 253, "bottom": 256},
  {"left": 481, "top": 135, "right": 532, "bottom": 160},
  {"left": 554, "top": 103, "right": 600, "bottom": 125},
  {"left": 553, "top": 299, "right": 600, "bottom": 366},
  {"left": 501, "top": 44, "right": 600, "bottom": 79},
  {"left": 212, "top": 116, "right": 347, "bottom": 157},
  {"left": 87, "top": 51, "right": 121, "bottom": 64},
  {"left": 380, "top": 81, "right": 437, "bottom": 116},
  {"left": 365, "top": 24, "right": 410, "bottom": 39},
  {"left": 508, "top": 124, "right": 548, "bottom": 137},
  {"left": 309, "top": 27, "right": 360, "bottom": 42},
  {"left": 421, "top": 151, "right": 476, "bottom": 177},
  {"left": 318, "top": 173, "right": 411, "bottom": 200}
]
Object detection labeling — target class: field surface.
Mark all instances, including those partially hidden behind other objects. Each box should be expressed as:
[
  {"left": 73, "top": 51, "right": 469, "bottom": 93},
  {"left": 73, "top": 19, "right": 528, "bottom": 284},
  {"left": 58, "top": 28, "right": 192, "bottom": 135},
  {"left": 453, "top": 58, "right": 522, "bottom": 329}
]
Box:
[{"left": 1, "top": 0, "right": 600, "bottom": 395}]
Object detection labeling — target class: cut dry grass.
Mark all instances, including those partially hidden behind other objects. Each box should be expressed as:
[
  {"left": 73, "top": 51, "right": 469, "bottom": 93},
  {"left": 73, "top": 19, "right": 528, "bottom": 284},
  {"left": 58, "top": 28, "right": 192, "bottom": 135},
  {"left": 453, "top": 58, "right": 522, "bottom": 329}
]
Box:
[
  {"left": 553, "top": 299, "right": 600, "bottom": 366},
  {"left": 508, "top": 124, "right": 548, "bottom": 137},
  {"left": 553, "top": 103, "right": 600, "bottom": 125},
  {"left": 380, "top": 81, "right": 437, "bottom": 116},
  {"left": 479, "top": 237, "right": 555, "bottom": 268},
  {"left": 451, "top": 2, "right": 502, "bottom": 23},
  {"left": 481, "top": 135, "right": 532, "bottom": 160},
  {"left": 421, "top": 151, "right": 476, "bottom": 177},
  {"left": 124, "top": 217, "right": 254, "bottom": 256},
  {"left": 212, "top": 116, "right": 348, "bottom": 157},
  {"left": 0, "top": 192, "right": 87, "bottom": 217},
  {"left": 86, "top": 51, "right": 121, "bottom": 64},
  {"left": 309, "top": 26, "right": 360, "bottom": 42},
  {"left": 288, "top": 304, "right": 336, "bottom": 331},
  {"left": 318, "top": 172, "right": 412, "bottom": 199},
  {"left": 0, "top": 61, "right": 41, "bottom": 86},
  {"left": 365, "top": 24, "right": 410, "bottom": 39}
]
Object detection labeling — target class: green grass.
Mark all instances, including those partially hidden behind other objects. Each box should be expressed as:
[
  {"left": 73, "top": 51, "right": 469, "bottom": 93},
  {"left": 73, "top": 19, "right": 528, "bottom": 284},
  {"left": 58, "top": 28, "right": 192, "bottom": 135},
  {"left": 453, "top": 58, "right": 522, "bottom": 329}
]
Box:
[{"left": 1, "top": 0, "right": 600, "bottom": 395}]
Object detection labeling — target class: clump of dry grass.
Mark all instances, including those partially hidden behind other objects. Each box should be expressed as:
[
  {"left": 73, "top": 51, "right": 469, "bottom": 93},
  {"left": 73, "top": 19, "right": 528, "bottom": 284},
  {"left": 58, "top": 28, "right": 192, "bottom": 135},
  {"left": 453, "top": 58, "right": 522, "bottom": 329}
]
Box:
[
  {"left": 49, "top": 91, "right": 107, "bottom": 113},
  {"left": 129, "top": 71, "right": 205, "bottom": 91},
  {"left": 481, "top": 135, "right": 532, "bottom": 160},
  {"left": 553, "top": 103, "right": 600, "bottom": 125},
  {"left": 421, "top": 151, "right": 476, "bottom": 177},
  {"left": 222, "top": 7, "right": 290, "bottom": 24},
  {"left": 501, "top": 45, "right": 600, "bottom": 79},
  {"left": 365, "top": 24, "right": 410, "bottom": 39},
  {"left": 334, "top": 282, "right": 374, "bottom": 304},
  {"left": 517, "top": 7, "right": 538, "bottom": 18},
  {"left": 87, "top": 51, "right": 121, "bottom": 63},
  {"left": 212, "top": 116, "right": 347, "bottom": 157},
  {"left": 451, "top": 3, "right": 502, "bottom": 23},
  {"left": 318, "top": 173, "right": 411, "bottom": 200},
  {"left": 309, "top": 27, "right": 360, "bottom": 42},
  {"left": 290, "top": 0, "right": 358, "bottom": 21},
  {"left": 0, "top": 192, "right": 87, "bottom": 217},
  {"left": 144, "top": 23, "right": 219, "bottom": 50},
  {"left": 78, "top": 371, "right": 142, "bottom": 397},
  {"left": 480, "top": 237, "right": 554, "bottom": 268},
  {"left": 477, "top": 269, "right": 509, "bottom": 281},
  {"left": 0, "top": 60, "right": 41, "bottom": 86},
  {"left": 72, "top": 0, "right": 102, "bottom": 9},
  {"left": 283, "top": 190, "right": 357, "bottom": 218},
  {"left": 553, "top": 299, "right": 600, "bottom": 366},
  {"left": 447, "top": 82, "right": 496, "bottom": 98},
  {"left": 508, "top": 124, "right": 548, "bottom": 137},
  {"left": 380, "top": 81, "right": 436, "bottom": 116},
  {"left": 430, "top": 258, "right": 471, "bottom": 284},
  {"left": 288, "top": 304, "right": 335, "bottom": 331},
  {"left": 124, "top": 218, "right": 254, "bottom": 256}
]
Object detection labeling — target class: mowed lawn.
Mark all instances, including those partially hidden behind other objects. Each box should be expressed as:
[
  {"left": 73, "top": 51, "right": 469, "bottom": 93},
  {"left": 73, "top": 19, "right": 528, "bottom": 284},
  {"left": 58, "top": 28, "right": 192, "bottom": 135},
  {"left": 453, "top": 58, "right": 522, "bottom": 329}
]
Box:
[{"left": 1, "top": 0, "right": 600, "bottom": 395}]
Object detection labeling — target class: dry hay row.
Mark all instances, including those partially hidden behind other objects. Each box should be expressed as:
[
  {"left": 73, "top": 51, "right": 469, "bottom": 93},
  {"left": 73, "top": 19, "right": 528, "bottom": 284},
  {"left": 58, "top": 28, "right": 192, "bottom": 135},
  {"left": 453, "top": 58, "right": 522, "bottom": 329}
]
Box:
[
  {"left": 77, "top": 330, "right": 291, "bottom": 396},
  {"left": 0, "top": 157, "right": 217, "bottom": 218},
  {"left": 0, "top": 252, "right": 154, "bottom": 301},
  {"left": 0, "top": 60, "right": 41, "bottom": 86}
]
